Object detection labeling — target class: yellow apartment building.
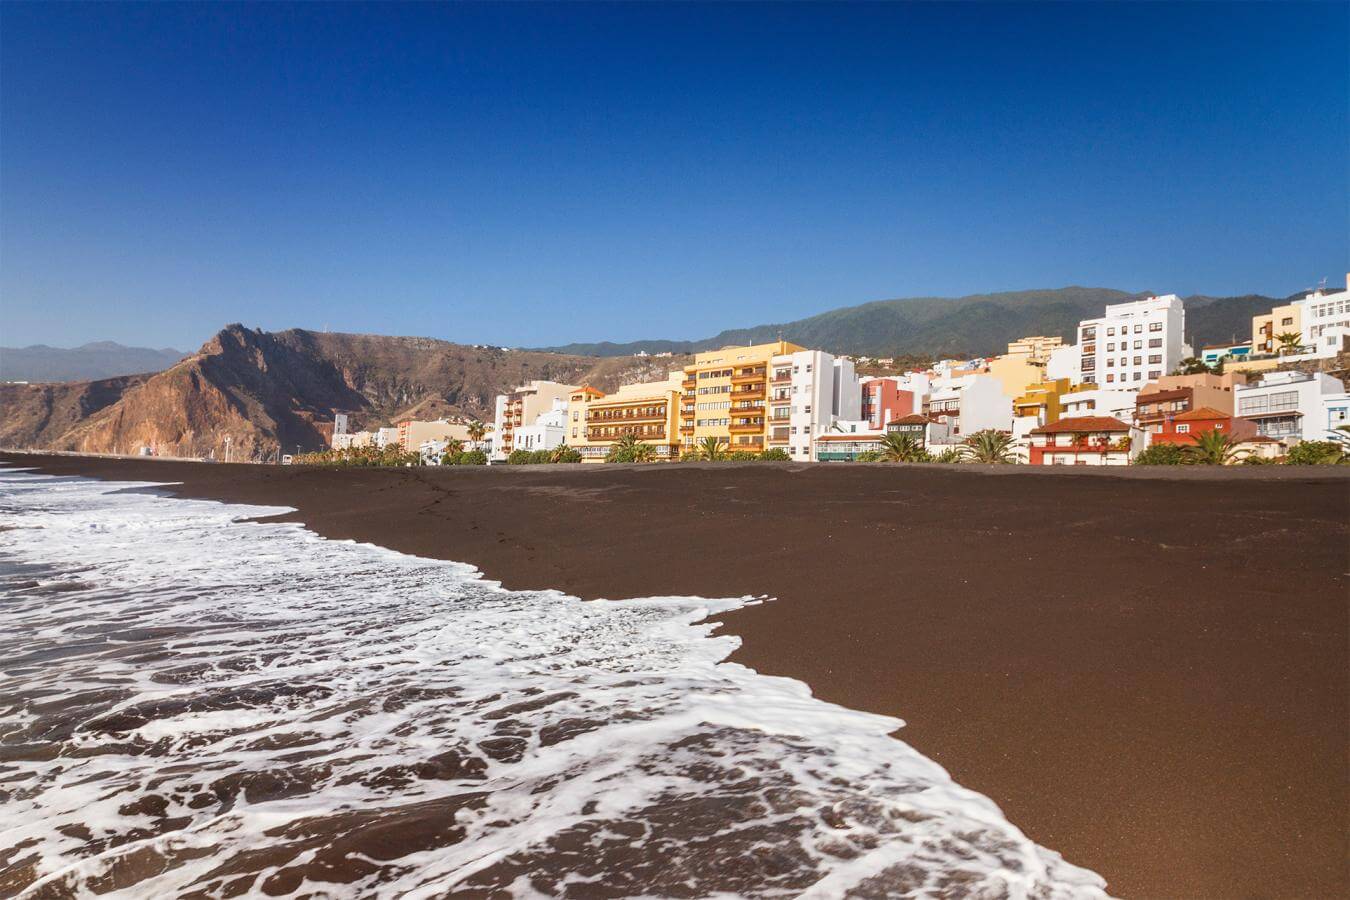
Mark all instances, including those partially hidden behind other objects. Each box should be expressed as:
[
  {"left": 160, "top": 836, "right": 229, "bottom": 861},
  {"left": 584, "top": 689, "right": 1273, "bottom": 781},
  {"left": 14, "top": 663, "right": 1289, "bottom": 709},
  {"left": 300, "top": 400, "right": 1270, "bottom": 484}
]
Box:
[
  {"left": 566, "top": 377, "right": 683, "bottom": 462},
  {"left": 1012, "top": 378, "right": 1073, "bottom": 427},
  {"left": 1251, "top": 302, "right": 1303, "bottom": 354},
  {"left": 679, "top": 340, "right": 804, "bottom": 454},
  {"left": 987, "top": 353, "right": 1045, "bottom": 400}
]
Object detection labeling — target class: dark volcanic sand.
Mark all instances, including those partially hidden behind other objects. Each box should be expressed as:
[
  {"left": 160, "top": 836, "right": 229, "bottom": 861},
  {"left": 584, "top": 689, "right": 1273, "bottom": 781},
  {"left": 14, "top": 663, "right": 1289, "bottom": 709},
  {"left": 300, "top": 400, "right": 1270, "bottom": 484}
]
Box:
[{"left": 4, "top": 453, "right": 1348, "bottom": 898}]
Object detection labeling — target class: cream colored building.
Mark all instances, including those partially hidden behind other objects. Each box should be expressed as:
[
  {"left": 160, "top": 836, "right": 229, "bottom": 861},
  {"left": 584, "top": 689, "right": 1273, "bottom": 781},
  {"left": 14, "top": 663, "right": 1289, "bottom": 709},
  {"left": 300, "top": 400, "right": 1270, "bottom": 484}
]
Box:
[
  {"left": 566, "top": 376, "right": 684, "bottom": 462},
  {"left": 1006, "top": 335, "right": 1065, "bottom": 363},
  {"left": 492, "top": 380, "right": 577, "bottom": 460},
  {"left": 1252, "top": 302, "right": 1304, "bottom": 354},
  {"left": 397, "top": 419, "right": 475, "bottom": 452},
  {"left": 986, "top": 353, "right": 1045, "bottom": 401},
  {"left": 680, "top": 340, "right": 805, "bottom": 454}
]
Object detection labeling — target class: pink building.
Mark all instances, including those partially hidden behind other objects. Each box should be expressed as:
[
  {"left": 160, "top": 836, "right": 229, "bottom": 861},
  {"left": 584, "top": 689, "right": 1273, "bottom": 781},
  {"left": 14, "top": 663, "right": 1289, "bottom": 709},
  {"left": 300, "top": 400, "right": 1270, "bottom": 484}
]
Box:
[{"left": 861, "top": 379, "right": 917, "bottom": 430}]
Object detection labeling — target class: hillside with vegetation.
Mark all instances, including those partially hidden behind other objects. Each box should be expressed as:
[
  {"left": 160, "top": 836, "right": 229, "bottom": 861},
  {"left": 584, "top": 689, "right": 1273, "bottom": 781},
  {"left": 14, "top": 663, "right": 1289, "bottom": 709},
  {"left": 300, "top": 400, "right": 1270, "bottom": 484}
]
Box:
[{"left": 539, "top": 287, "right": 1281, "bottom": 358}]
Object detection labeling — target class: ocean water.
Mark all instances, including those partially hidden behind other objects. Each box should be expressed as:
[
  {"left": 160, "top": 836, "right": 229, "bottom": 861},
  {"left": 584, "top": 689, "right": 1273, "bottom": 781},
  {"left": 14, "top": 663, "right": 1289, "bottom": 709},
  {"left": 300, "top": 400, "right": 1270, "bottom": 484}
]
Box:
[{"left": 0, "top": 468, "right": 1109, "bottom": 899}]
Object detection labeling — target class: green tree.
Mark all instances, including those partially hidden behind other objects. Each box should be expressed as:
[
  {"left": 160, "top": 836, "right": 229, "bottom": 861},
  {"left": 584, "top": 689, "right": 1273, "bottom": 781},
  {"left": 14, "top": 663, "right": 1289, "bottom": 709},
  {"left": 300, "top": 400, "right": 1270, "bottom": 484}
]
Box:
[
  {"left": 606, "top": 434, "right": 657, "bottom": 463},
  {"left": 507, "top": 449, "right": 533, "bottom": 465},
  {"left": 1173, "top": 357, "right": 1211, "bottom": 376},
  {"left": 1134, "top": 443, "right": 1188, "bottom": 465},
  {"left": 550, "top": 444, "right": 582, "bottom": 463},
  {"left": 877, "top": 432, "right": 930, "bottom": 462},
  {"left": 1285, "top": 440, "right": 1347, "bottom": 465},
  {"left": 1184, "top": 429, "right": 1245, "bottom": 465},
  {"left": 956, "top": 429, "right": 1016, "bottom": 464},
  {"left": 458, "top": 449, "right": 488, "bottom": 465},
  {"left": 466, "top": 421, "right": 487, "bottom": 448},
  {"left": 758, "top": 447, "right": 790, "bottom": 461},
  {"left": 1274, "top": 332, "right": 1303, "bottom": 355},
  {"left": 694, "top": 436, "right": 728, "bottom": 461}
]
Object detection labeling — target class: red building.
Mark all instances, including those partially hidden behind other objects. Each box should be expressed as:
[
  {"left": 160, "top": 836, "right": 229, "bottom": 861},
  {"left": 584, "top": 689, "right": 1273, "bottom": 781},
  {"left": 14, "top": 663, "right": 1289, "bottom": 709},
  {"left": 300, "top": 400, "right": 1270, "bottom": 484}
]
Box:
[
  {"left": 1028, "top": 416, "right": 1139, "bottom": 466},
  {"left": 1150, "top": 406, "right": 1257, "bottom": 446},
  {"left": 861, "top": 379, "right": 916, "bottom": 429}
]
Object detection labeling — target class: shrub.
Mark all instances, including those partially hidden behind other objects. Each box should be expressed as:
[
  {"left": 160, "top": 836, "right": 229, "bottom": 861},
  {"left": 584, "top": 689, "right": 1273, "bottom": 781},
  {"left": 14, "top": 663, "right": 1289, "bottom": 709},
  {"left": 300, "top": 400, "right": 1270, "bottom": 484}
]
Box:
[
  {"left": 529, "top": 449, "right": 552, "bottom": 465},
  {"left": 758, "top": 448, "right": 790, "bottom": 461},
  {"left": 931, "top": 448, "right": 962, "bottom": 464},
  {"left": 1134, "top": 443, "right": 1188, "bottom": 466},
  {"left": 455, "top": 450, "right": 487, "bottom": 466},
  {"left": 551, "top": 446, "right": 583, "bottom": 463},
  {"left": 1285, "top": 440, "right": 1347, "bottom": 465},
  {"left": 507, "top": 449, "right": 534, "bottom": 465},
  {"left": 855, "top": 450, "right": 882, "bottom": 462},
  {"left": 728, "top": 450, "right": 759, "bottom": 461}
]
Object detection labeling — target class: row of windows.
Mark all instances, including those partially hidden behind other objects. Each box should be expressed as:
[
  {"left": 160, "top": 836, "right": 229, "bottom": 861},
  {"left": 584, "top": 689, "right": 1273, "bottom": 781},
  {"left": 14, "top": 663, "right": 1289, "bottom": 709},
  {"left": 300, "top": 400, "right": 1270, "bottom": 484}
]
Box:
[
  {"left": 1081, "top": 322, "right": 1165, "bottom": 340},
  {"left": 1239, "top": 391, "right": 1299, "bottom": 414},
  {"left": 697, "top": 385, "right": 732, "bottom": 395},
  {"left": 697, "top": 369, "right": 734, "bottom": 379},
  {"left": 697, "top": 401, "right": 731, "bottom": 411},
  {"left": 1102, "top": 370, "right": 1161, "bottom": 383}
]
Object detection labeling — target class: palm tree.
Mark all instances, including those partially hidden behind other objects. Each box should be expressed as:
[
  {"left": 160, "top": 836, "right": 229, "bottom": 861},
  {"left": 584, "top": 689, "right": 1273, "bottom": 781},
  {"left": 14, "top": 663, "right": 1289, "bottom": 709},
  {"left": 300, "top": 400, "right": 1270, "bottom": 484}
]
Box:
[
  {"left": 467, "top": 421, "right": 487, "bottom": 448},
  {"left": 695, "top": 436, "right": 727, "bottom": 461},
  {"left": 444, "top": 438, "right": 465, "bottom": 457},
  {"left": 1184, "top": 429, "right": 1244, "bottom": 465},
  {"left": 876, "top": 432, "right": 929, "bottom": 462},
  {"left": 607, "top": 433, "right": 657, "bottom": 463},
  {"left": 631, "top": 442, "right": 657, "bottom": 463},
  {"left": 956, "top": 429, "right": 1015, "bottom": 464},
  {"left": 1275, "top": 332, "right": 1302, "bottom": 355}
]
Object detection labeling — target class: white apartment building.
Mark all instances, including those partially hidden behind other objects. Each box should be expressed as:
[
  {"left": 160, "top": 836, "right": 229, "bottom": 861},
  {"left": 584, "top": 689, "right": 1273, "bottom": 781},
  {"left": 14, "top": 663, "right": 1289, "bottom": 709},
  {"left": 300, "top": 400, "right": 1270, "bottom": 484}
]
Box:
[
  {"left": 1298, "top": 275, "right": 1350, "bottom": 346},
  {"left": 768, "top": 349, "right": 862, "bottom": 461},
  {"left": 1234, "top": 371, "right": 1344, "bottom": 444},
  {"left": 492, "top": 380, "right": 576, "bottom": 460},
  {"left": 374, "top": 426, "right": 400, "bottom": 449},
  {"left": 1077, "top": 295, "right": 1188, "bottom": 390},
  {"left": 925, "top": 373, "right": 1012, "bottom": 437},
  {"left": 1059, "top": 386, "right": 1139, "bottom": 422},
  {"left": 509, "top": 398, "right": 568, "bottom": 454},
  {"left": 1321, "top": 391, "right": 1349, "bottom": 445}
]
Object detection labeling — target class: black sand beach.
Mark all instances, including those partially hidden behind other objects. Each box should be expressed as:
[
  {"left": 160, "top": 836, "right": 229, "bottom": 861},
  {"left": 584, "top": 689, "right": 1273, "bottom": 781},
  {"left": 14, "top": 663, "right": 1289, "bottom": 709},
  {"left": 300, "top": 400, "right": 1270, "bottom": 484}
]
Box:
[{"left": 4, "top": 453, "right": 1347, "bottom": 898}]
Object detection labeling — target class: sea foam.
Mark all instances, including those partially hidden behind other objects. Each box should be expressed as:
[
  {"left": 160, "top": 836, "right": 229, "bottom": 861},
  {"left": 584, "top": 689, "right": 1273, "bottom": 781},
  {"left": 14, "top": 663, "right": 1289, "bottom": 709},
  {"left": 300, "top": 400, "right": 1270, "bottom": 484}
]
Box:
[{"left": 0, "top": 469, "right": 1109, "bottom": 898}]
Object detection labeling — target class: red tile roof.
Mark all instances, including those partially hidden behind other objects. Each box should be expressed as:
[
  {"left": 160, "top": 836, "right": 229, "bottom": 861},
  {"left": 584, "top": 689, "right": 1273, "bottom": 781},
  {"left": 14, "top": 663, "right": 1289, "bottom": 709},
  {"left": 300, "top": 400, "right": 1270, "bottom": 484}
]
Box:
[
  {"left": 1172, "top": 406, "right": 1229, "bottom": 422},
  {"left": 1030, "top": 416, "right": 1133, "bottom": 435},
  {"left": 889, "top": 414, "right": 939, "bottom": 425},
  {"left": 1136, "top": 388, "right": 1192, "bottom": 404}
]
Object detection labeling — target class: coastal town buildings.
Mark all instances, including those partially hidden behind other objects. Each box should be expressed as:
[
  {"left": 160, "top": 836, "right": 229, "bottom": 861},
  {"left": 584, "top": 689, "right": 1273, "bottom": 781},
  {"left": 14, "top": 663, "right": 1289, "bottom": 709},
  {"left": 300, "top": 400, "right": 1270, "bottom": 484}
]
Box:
[
  {"left": 1297, "top": 275, "right": 1350, "bottom": 346},
  {"left": 493, "top": 380, "right": 576, "bottom": 460},
  {"left": 925, "top": 373, "right": 1011, "bottom": 438},
  {"left": 1149, "top": 407, "right": 1257, "bottom": 447},
  {"left": 885, "top": 413, "right": 953, "bottom": 447},
  {"left": 1077, "top": 294, "right": 1188, "bottom": 388},
  {"left": 1027, "top": 417, "right": 1142, "bottom": 466},
  {"left": 1059, "top": 386, "right": 1137, "bottom": 422},
  {"left": 1252, "top": 300, "right": 1304, "bottom": 355},
  {"left": 860, "top": 377, "right": 917, "bottom": 430},
  {"left": 679, "top": 341, "right": 801, "bottom": 455},
  {"left": 1006, "top": 335, "right": 1065, "bottom": 362},
  {"left": 1234, "top": 371, "right": 1345, "bottom": 444},
  {"left": 510, "top": 399, "right": 568, "bottom": 453},
  {"left": 397, "top": 419, "right": 475, "bottom": 453},
  {"left": 1201, "top": 342, "right": 1253, "bottom": 367},
  {"left": 567, "top": 376, "right": 683, "bottom": 462}
]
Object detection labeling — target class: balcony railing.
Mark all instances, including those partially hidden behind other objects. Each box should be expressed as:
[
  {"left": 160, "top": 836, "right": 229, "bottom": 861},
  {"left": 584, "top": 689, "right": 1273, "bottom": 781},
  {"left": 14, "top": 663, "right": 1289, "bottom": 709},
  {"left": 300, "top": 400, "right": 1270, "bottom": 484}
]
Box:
[
  {"left": 771, "top": 373, "right": 792, "bottom": 383},
  {"left": 681, "top": 379, "right": 696, "bottom": 391},
  {"left": 731, "top": 386, "right": 765, "bottom": 400},
  {"left": 732, "top": 403, "right": 765, "bottom": 416},
  {"left": 729, "top": 421, "right": 763, "bottom": 434},
  {"left": 731, "top": 369, "right": 767, "bottom": 385},
  {"left": 586, "top": 410, "right": 666, "bottom": 423},
  {"left": 587, "top": 428, "right": 668, "bottom": 441}
]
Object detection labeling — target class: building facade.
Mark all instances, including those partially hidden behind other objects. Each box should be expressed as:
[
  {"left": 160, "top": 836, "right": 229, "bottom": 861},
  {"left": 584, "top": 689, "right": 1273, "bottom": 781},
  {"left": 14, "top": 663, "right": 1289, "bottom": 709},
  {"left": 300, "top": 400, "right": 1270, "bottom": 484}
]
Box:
[
  {"left": 759, "top": 346, "right": 860, "bottom": 461},
  {"left": 1234, "top": 371, "right": 1345, "bottom": 444},
  {"left": 860, "top": 377, "right": 917, "bottom": 430},
  {"left": 492, "top": 380, "right": 577, "bottom": 460},
  {"left": 1077, "top": 295, "right": 1188, "bottom": 389},
  {"left": 1028, "top": 417, "right": 1141, "bottom": 466},
  {"left": 566, "top": 377, "right": 683, "bottom": 462}
]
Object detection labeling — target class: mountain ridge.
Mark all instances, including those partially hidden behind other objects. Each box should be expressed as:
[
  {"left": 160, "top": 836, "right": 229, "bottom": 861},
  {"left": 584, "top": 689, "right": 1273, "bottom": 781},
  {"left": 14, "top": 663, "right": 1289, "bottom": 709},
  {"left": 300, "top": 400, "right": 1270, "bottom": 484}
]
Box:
[
  {"left": 0, "top": 342, "right": 186, "bottom": 383},
  {"left": 534, "top": 287, "right": 1279, "bottom": 358}
]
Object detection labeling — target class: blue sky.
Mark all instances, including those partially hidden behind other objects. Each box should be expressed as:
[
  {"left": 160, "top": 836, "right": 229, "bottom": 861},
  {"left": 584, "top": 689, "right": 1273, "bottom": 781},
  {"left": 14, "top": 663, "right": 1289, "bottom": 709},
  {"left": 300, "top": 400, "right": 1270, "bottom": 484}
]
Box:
[{"left": 2, "top": 2, "right": 1346, "bottom": 351}]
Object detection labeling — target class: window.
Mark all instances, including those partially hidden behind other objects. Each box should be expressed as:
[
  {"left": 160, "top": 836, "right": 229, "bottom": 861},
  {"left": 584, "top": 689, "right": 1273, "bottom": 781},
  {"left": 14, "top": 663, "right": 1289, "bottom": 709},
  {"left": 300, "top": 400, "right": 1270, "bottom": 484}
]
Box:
[
  {"left": 1148, "top": 338, "right": 1162, "bottom": 348},
  {"left": 1134, "top": 324, "right": 1143, "bottom": 333},
  {"left": 1281, "top": 317, "right": 1293, "bottom": 326},
  {"left": 1133, "top": 340, "right": 1143, "bottom": 350},
  {"left": 1148, "top": 354, "right": 1162, "bottom": 364},
  {"left": 1148, "top": 370, "right": 1161, "bottom": 379},
  {"left": 1269, "top": 391, "right": 1299, "bottom": 412},
  {"left": 1106, "top": 342, "right": 1114, "bottom": 352},
  {"left": 1106, "top": 374, "right": 1115, "bottom": 383},
  {"left": 1133, "top": 372, "right": 1142, "bottom": 381},
  {"left": 1083, "top": 327, "right": 1098, "bottom": 340},
  {"left": 804, "top": 405, "right": 812, "bottom": 414},
  {"left": 1149, "top": 322, "right": 1163, "bottom": 332},
  {"left": 1106, "top": 359, "right": 1114, "bottom": 367},
  {"left": 1133, "top": 356, "right": 1142, "bottom": 365},
  {"left": 1177, "top": 424, "right": 1190, "bottom": 434}
]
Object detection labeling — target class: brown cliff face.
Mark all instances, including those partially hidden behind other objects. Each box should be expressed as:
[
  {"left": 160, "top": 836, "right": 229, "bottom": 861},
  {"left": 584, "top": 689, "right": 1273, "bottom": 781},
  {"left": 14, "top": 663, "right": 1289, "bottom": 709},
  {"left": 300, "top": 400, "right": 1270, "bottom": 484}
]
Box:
[{"left": 0, "top": 325, "right": 688, "bottom": 460}]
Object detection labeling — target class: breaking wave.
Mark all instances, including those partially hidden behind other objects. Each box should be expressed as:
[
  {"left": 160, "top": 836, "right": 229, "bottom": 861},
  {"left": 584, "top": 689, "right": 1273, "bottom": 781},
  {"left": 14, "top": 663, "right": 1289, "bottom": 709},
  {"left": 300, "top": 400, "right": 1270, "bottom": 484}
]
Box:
[{"left": 0, "top": 468, "right": 1108, "bottom": 898}]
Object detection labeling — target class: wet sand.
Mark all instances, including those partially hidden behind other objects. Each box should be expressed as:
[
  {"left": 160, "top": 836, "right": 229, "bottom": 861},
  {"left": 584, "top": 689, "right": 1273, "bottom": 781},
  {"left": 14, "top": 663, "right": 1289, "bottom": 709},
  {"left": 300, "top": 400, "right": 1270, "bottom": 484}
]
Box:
[{"left": 4, "top": 452, "right": 1348, "bottom": 898}]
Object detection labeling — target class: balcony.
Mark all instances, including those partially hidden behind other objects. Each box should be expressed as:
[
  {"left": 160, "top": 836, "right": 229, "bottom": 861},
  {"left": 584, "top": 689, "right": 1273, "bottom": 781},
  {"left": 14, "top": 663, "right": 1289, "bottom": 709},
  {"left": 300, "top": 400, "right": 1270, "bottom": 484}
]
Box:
[
  {"left": 731, "top": 385, "right": 765, "bottom": 401},
  {"left": 679, "top": 425, "right": 695, "bottom": 435},
  {"left": 587, "top": 428, "right": 667, "bottom": 442},
  {"left": 767, "top": 433, "right": 789, "bottom": 444},
  {"left": 729, "top": 420, "right": 763, "bottom": 434},
  {"left": 681, "top": 378, "right": 696, "bottom": 391},
  {"left": 732, "top": 403, "right": 765, "bottom": 416},
  {"left": 771, "top": 372, "right": 792, "bottom": 384},
  {"left": 731, "top": 368, "right": 767, "bottom": 385},
  {"left": 586, "top": 410, "right": 666, "bottom": 423}
]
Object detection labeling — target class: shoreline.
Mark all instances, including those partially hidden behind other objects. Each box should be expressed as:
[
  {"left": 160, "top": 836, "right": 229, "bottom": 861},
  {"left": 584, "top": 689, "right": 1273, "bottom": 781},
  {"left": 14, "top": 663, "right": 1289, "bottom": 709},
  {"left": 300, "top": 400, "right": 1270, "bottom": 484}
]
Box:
[{"left": 3, "top": 453, "right": 1348, "bottom": 898}]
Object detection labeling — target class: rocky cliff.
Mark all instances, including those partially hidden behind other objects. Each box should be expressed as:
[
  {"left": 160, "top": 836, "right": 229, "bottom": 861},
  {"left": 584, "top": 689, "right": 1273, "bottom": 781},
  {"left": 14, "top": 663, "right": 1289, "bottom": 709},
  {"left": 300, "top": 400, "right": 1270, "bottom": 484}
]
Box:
[{"left": 0, "top": 326, "right": 689, "bottom": 460}]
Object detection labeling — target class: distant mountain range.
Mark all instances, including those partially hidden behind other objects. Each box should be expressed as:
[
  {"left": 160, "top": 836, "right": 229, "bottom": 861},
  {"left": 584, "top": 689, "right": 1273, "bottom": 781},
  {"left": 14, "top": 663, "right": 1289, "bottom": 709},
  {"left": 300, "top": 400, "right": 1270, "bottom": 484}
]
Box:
[
  {"left": 0, "top": 341, "right": 186, "bottom": 383},
  {"left": 536, "top": 287, "right": 1280, "bottom": 358},
  {"left": 0, "top": 326, "right": 688, "bottom": 459}
]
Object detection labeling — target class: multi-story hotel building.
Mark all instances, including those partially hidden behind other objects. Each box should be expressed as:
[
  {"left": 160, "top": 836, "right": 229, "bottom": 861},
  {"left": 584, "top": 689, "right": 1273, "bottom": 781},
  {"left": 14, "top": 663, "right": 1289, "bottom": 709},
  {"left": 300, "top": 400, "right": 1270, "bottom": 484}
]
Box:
[
  {"left": 565, "top": 376, "right": 683, "bottom": 462},
  {"left": 677, "top": 340, "right": 799, "bottom": 455},
  {"left": 491, "top": 380, "right": 577, "bottom": 460},
  {"left": 768, "top": 349, "right": 862, "bottom": 461},
  {"left": 1077, "top": 295, "right": 1188, "bottom": 389}
]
